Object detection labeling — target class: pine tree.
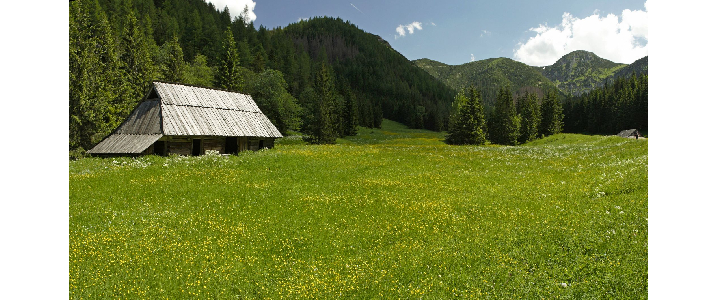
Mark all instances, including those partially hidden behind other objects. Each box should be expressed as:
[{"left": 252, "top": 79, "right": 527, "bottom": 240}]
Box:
[
  {"left": 372, "top": 102, "right": 384, "bottom": 129},
  {"left": 305, "top": 60, "right": 339, "bottom": 144},
  {"left": 519, "top": 92, "right": 541, "bottom": 143},
  {"left": 162, "top": 35, "right": 185, "bottom": 82},
  {"left": 341, "top": 87, "right": 359, "bottom": 136},
  {"left": 446, "top": 87, "right": 486, "bottom": 145},
  {"left": 69, "top": 0, "right": 124, "bottom": 150},
  {"left": 488, "top": 86, "right": 520, "bottom": 145},
  {"left": 539, "top": 91, "right": 564, "bottom": 136},
  {"left": 120, "top": 10, "right": 156, "bottom": 111},
  {"left": 252, "top": 44, "right": 267, "bottom": 73},
  {"left": 237, "top": 39, "right": 254, "bottom": 68},
  {"left": 216, "top": 27, "right": 243, "bottom": 91}
]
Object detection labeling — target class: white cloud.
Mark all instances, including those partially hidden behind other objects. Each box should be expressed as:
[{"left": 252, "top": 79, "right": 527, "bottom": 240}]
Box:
[
  {"left": 514, "top": 1, "right": 649, "bottom": 66},
  {"left": 395, "top": 22, "right": 423, "bottom": 37},
  {"left": 206, "top": 0, "right": 257, "bottom": 23},
  {"left": 471, "top": 54, "right": 475, "bottom": 62},
  {"left": 480, "top": 30, "right": 491, "bottom": 37},
  {"left": 298, "top": 17, "right": 309, "bottom": 22}
]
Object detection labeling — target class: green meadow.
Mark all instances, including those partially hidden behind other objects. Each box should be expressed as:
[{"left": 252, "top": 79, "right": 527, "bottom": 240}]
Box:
[{"left": 69, "top": 120, "right": 648, "bottom": 298}]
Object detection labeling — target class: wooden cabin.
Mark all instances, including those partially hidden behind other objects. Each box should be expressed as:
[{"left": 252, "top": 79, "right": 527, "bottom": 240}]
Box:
[{"left": 88, "top": 82, "right": 282, "bottom": 156}]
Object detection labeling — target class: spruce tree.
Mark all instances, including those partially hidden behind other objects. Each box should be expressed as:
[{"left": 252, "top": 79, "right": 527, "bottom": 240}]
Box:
[
  {"left": 162, "top": 35, "right": 185, "bottom": 83},
  {"left": 336, "top": 77, "right": 358, "bottom": 136},
  {"left": 216, "top": 27, "right": 242, "bottom": 91},
  {"left": 446, "top": 87, "right": 486, "bottom": 145},
  {"left": 488, "top": 87, "right": 520, "bottom": 145},
  {"left": 252, "top": 45, "right": 267, "bottom": 73},
  {"left": 519, "top": 92, "right": 541, "bottom": 143},
  {"left": 237, "top": 39, "right": 253, "bottom": 69},
  {"left": 69, "top": 0, "right": 124, "bottom": 150},
  {"left": 539, "top": 91, "right": 564, "bottom": 136},
  {"left": 342, "top": 90, "right": 359, "bottom": 136},
  {"left": 305, "top": 60, "right": 339, "bottom": 144},
  {"left": 120, "top": 10, "right": 156, "bottom": 112}
]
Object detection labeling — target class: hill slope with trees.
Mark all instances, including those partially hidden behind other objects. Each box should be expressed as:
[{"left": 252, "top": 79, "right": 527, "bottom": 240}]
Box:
[
  {"left": 414, "top": 57, "right": 559, "bottom": 107},
  {"left": 535, "top": 50, "right": 644, "bottom": 96},
  {"left": 70, "top": 0, "right": 455, "bottom": 151},
  {"left": 415, "top": 50, "right": 648, "bottom": 99}
]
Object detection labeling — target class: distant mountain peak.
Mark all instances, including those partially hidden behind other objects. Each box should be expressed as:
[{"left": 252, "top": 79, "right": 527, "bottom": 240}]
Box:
[{"left": 413, "top": 51, "right": 648, "bottom": 99}]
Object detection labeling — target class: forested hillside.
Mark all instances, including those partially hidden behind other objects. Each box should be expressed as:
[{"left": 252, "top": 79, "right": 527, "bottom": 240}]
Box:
[
  {"left": 281, "top": 18, "right": 455, "bottom": 131},
  {"left": 415, "top": 50, "right": 649, "bottom": 100},
  {"left": 563, "top": 73, "right": 648, "bottom": 134},
  {"left": 537, "top": 50, "right": 634, "bottom": 96},
  {"left": 607, "top": 56, "right": 648, "bottom": 84},
  {"left": 414, "top": 57, "right": 559, "bottom": 107},
  {"left": 69, "top": 0, "right": 454, "bottom": 151}
]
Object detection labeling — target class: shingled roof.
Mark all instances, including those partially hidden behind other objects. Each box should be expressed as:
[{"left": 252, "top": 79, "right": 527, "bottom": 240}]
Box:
[{"left": 88, "top": 82, "right": 282, "bottom": 154}]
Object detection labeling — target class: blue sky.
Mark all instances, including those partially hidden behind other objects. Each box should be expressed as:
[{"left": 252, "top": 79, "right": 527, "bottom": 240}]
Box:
[{"left": 211, "top": 1, "right": 645, "bottom": 66}]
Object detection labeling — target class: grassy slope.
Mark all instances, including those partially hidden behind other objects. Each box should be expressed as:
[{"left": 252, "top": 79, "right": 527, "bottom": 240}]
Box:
[{"left": 70, "top": 121, "right": 648, "bottom": 298}]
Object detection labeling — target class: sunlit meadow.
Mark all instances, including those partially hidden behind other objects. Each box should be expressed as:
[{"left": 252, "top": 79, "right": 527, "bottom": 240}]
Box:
[{"left": 69, "top": 120, "right": 647, "bottom": 298}]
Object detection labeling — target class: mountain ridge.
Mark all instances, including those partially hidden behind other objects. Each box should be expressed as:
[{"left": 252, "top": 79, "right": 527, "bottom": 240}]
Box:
[{"left": 414, "top": 51, "right": 648, "bottom": 98}]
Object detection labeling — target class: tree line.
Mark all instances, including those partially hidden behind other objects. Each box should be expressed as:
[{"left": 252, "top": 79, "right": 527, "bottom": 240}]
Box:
[
  {"left": 69, "top": 0, "right": 454, "bottom": 151},
  {"left": 446, "top": 86, "right": 564, "bottom": 145},
  {"left": 446, "top": 72, "right": 648, "bottom": 146},
  {"left": 563, "top": 73, "right": 648, "bottom": 135}
]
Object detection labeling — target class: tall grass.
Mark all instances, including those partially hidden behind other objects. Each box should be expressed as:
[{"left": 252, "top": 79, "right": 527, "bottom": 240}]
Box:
[{"left": 70, "top": 122, "right": 647, "bottom": 298}]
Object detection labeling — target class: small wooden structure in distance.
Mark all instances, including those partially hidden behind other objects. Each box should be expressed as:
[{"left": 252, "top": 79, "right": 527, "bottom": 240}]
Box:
[
  {"left": 617, "top": 129, "right": 643, "bottom": 139},
  {"left": 88, "top": 82, "right": 282, "bottom": 156}
]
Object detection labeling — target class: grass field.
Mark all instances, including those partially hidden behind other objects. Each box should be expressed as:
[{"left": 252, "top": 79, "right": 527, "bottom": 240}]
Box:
[{"left": 69, "top": 120, "right": 648, "bottom": 298}]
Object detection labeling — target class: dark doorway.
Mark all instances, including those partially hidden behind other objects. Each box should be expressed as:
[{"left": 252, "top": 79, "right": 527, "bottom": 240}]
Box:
[
  {"left": 225, "top": 137, "right": 238, "bottom": 154},
  {"left": 153, "top": 141, "right": 166, "bottom": 156},
  {"left": 192, "top": 139, "right": 202, "bottom": 156},
  {"left": 259, "top": 140, "right": 264, "bottom": 149}
]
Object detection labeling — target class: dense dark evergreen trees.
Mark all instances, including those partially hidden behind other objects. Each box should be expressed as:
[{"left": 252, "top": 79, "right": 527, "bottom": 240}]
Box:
[
  {"left": 70, "top": 0, "right": 126, "bottom": 150},
  {"left": 518, "top": 92, "right": 541, "bottom": 143},
  {"left": 539, "top": 91, "right": 564, "bottom": 137},
  {"left": 488, "top": 86, "right": 520, "bottom": 145},
  {"left": 563, "top": 73, "right": 648, "bottom": 134},
  {"left": 447, "top": 85, "right": 567, "bottom": 146}
]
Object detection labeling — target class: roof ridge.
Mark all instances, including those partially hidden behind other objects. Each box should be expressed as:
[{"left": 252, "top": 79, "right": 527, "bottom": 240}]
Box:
[
  {"left": 152, "top": 81, "right": 247, "bottom": 95},
  {"left": 160, "top": 102, "right": 261, "bottom": 113}
]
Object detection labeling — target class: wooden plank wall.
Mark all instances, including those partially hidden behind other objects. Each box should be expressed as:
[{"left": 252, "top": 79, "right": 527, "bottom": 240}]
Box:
[
  {"left": 160, "top": 136, "right": 275, "bottom": 156},
  {"left": 203, "top": 137, "right": 224, "bottom": 154},
  {"left": 168, "top": 137, "right": 192, "bottom": 156},
  {"left": 239, "top": 137, "right": 248, "bottom": 152}
]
